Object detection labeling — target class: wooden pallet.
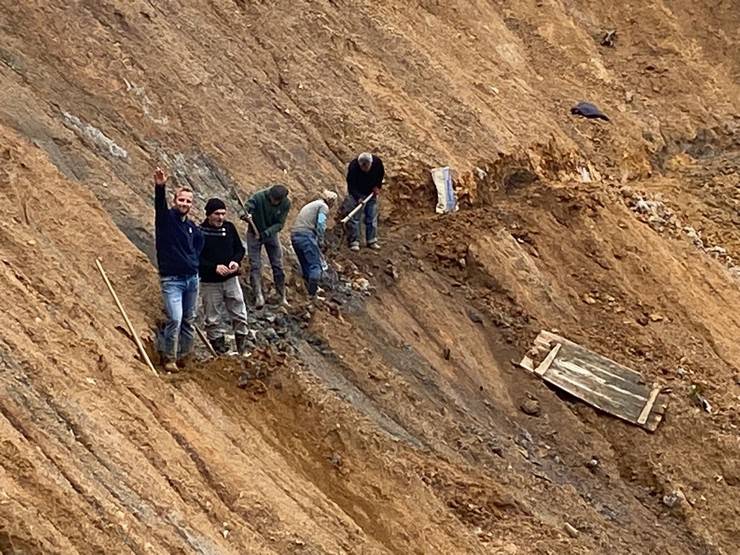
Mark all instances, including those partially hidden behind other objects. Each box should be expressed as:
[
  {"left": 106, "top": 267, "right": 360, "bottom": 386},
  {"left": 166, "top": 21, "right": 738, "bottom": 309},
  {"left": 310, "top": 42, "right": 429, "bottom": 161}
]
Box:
[{"left": 520, "top": 331, "right": 669, "bottom": 432}]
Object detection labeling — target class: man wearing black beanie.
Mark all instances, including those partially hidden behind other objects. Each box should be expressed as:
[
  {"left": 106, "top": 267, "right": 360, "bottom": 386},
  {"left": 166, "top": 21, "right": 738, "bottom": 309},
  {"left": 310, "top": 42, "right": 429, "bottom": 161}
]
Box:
[{"left": 199, "top": 197, "right": 250, "bottom": 356}]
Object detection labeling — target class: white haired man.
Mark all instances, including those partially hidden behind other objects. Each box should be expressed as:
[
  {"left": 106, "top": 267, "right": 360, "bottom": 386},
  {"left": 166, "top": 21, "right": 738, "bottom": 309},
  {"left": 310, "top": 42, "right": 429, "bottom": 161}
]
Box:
[
  {"left": 290, "top": 189, "right": 338, "bottom": 298},
  {"left": 345, "top": 152, "right": 384, "bottom": 251}
]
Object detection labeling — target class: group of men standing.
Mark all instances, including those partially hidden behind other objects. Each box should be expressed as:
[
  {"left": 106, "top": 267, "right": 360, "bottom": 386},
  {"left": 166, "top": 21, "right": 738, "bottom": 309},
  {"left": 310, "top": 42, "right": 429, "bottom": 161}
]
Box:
[{"left": 153, "top": 153, "right": 384, "bottom": 372}]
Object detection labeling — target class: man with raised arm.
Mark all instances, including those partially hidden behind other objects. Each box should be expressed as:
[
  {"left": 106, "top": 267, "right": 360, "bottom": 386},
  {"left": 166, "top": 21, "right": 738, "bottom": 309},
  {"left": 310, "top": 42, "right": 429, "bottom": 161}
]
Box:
[{"left": 153, "top": 167, "right": 203, "bottom": 372}]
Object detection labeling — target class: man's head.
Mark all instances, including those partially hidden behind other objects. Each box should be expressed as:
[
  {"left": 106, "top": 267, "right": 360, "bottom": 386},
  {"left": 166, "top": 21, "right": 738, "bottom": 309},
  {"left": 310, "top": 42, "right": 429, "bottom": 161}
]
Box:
[
  {"left": 268, "top": 184, "right": 289, "bottom": 206},
  {"left": 357, "top": 152, "right": 373, "bottom": 172},
  {"left": 321, "top": 189, "right": 338, "bottom": 208},
  {"left": 205, "top": 198, "right": 227, "bottom": 226},
  {"left": 173, "top": 187, "right": 194, "bottom": 216}
]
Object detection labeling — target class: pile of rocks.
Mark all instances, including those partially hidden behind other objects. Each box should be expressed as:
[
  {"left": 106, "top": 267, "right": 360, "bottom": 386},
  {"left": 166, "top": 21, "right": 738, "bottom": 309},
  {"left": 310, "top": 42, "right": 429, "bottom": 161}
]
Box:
[
  {"left": 623, "top": 189, "right": 678, "bottom": 232},
  {"left": 622, "top": 188, "right": 739, "bottom": 279}
]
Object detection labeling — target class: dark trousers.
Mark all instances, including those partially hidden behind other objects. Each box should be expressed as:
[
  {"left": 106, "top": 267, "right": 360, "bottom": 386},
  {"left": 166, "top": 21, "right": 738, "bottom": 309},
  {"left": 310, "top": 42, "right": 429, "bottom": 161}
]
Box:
[{"left": 246, "top": 231, "right": 285, "bottom": 286}]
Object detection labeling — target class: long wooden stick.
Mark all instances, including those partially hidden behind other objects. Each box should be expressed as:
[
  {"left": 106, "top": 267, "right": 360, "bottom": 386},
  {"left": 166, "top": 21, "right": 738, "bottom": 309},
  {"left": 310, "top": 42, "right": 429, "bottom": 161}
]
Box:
[
  {"left": 340, "top": 193, "right": 375, "bottom": 224},
  {"left": 231, "top": 186, "right": 248, "bottom": 214},
  {"left": 195, "top": 324, "right": 218, "bottom": 357},
  {"left": 95, "top": 258, "right": 158, "bottom": 375},
  {"left": 233, "top": 187, "right": 261, "bottom": 240}
]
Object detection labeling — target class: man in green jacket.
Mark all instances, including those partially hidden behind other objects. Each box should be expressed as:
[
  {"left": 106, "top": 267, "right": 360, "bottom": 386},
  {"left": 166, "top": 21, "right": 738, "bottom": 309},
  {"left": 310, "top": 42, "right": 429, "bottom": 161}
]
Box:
[{"left": 243, "top": 184, "right": 291, "bottom": 308}]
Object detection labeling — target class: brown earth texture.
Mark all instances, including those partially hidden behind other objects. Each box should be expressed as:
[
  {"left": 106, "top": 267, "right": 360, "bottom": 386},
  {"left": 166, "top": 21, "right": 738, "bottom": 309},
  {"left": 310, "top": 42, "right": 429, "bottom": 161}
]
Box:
[{"left": 0, "top": 1, "right": 739, "bottom": 553}]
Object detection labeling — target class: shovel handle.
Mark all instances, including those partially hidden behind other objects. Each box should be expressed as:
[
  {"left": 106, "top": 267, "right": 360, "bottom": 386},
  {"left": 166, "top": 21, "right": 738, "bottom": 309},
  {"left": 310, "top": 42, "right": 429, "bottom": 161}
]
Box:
[{"left": 340, "top": 193, "right": 375, "bottom": 224}]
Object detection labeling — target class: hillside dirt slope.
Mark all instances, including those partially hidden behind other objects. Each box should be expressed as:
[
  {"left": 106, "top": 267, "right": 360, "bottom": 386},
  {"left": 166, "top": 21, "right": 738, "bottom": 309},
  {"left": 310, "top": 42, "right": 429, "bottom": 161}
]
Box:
[{"left": 0, "top": 1, "right": 738, "bottom": 554}]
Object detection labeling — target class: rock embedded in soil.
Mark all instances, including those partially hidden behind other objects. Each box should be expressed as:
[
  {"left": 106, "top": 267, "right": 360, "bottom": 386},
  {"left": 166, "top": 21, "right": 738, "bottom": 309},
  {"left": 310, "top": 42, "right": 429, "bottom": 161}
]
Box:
[
  {"left": 564, "top": 522, "right": 579, "bottom": 538},
  {"left": 520, "top": 398, "right": 541, "bottom": 416},
  {"left": 467, "top": 309, "right": 484, "bottom": 324},
  {"left": 662, "top": 490, "right": 687, "bottom": 508},
  {"left": 582, "top": 293, "right": 598, "bottom": 305}
]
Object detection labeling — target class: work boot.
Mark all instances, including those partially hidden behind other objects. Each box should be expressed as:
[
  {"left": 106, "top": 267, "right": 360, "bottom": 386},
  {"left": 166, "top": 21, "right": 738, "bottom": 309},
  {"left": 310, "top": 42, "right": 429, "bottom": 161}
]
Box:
[
  {"left": 307, "top": 277, "right": 319, "bottom": 298},
  {"left": 253, "top": 277, "right": 265, "bottom": 309},
  {"left": 235, "top": 333, "right": 251, "bottom": 358},
  {"left": 162, "top": 359, "right": 179, "bottom": 373},
  {"left": 177, "top": 353, "right": 195, "bottom": 370},
  {"left": 311, "top": 290, "right": 327, "bottom": 305},
  {"left": 210, "top": 336, "right": 229, "bottom": 355},
  {"left": 275, "top": 281, "right": 290, "bottom": 308}
]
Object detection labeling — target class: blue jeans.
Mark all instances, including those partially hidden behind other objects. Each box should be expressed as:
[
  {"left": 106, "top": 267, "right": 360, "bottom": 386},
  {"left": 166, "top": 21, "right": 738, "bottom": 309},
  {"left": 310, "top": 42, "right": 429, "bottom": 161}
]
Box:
[
  {"left": 159, "top": 274, "right": 199, "bottom": 361},
  {"left": 291, "top": 231, "right": 322, "bottom": 295},
  {"left": 345, "top": 195, "right": 378, "bottom": 247}
]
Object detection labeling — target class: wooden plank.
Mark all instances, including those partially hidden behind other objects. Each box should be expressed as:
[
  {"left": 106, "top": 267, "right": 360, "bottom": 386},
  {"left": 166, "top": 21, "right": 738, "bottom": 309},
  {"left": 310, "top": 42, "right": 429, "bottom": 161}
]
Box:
[
  {"left": 553, "top": 358, "right": 648, "bottom": 410},
  {"left": 519, "top": 356, "right": 535, "bottom": 372},
  {"left": 562, "top": 344, "right": 644, "bottom": 386},
  {"left": 644, "top": 393, "right": 670, "bottom": 432},
  {"left": 547, "top": 359, "right": 646, "bottom": 421},
  {"left": 563, "top": 352, "right": 648, "bottom": 396},
  {"left": 533, "top": 331, "right": 556, "bottom": 352},
  {"left": 542, "top": 368, "right": 640, "bottom": 425},
  {"left": 522, "top": 330, "right": 669, "bottom": 431},
  {"left": 533, "top": 332, "right": 551, "bottom": 347},
  {"left": 558, "top": 350, "right": 650, "bottom": 400},
  {"left": 539, "top": 331, "right": 643, "bottom": 383},
  {"left": 637, "top": 386, "right": 662, "bottom": 425},
  {"left": 535, "top": 344, "right": 561, "bottom": 376}
]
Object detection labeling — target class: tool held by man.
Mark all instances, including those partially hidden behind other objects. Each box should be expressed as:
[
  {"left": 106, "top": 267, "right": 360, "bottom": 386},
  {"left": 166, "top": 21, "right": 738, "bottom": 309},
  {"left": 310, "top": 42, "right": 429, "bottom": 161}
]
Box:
[
  {"left": 95, "top": 258, "right": 158, "bottom": 376},
  {"left": 233, "top": 187, "right": 261, "bottom": 241},
  {"left": 340, "top": 192, "right": 375, "bottom": 225}
]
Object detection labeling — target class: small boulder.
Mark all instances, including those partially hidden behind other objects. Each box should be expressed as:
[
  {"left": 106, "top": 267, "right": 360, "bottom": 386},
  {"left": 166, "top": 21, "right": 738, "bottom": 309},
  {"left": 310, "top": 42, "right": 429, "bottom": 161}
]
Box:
[
  {"left": 564, "top": 522, "right": 579, "bottom": 538},
  {"left": 520, "top": 398, "right": 541, "bottom": 417},
  {"left": 467, "top": 309, "right": 484, "bottom": 324}
]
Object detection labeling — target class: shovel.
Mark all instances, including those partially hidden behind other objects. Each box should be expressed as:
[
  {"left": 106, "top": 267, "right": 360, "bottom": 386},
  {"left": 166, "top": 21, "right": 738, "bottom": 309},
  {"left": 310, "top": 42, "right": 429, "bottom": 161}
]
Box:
[{"left": 340, "top": 192, "right": 375, "bottom": 225}]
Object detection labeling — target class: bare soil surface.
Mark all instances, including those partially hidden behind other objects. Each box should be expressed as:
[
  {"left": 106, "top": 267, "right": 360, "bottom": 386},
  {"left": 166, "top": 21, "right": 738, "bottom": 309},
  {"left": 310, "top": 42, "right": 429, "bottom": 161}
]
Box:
[{"left": 0, "top": 1, "right": 738, "bottom": 553}]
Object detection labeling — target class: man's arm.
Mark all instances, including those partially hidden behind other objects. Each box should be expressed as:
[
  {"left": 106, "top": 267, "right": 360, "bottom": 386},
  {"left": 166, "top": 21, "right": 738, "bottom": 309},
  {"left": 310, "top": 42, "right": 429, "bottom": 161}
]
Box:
[
  {"left": 261, "top": 199, "right": 290, "bottom": 239},
  {"left": 242, "top": 193, "right": 262, "bottom": 239},
  {"left": 193, "top": 225, "right": 204, "bottom": 256},
  {"left": 230, "top": 222, "right": 246, "bottom": 263},
  {"left": 245, "top": 193, "right": 257, "bottom": 215},
  {"left": 373, "top": 157, "right": 385, "bottom": 196},
  {"left": 346, "top": 161, "right": 360, "bottom": 197},
  {"left": 154, "top": 168, "right": 168, "bottom": 215},
  {"left": 198, "top": 235, "right": 218, "bottom": 275},
  {"left": 374, "top": 158, "right": 385, "bottom": 189},
  {"left": 316, "top": 205, "right": 329, "bottom": 244}
]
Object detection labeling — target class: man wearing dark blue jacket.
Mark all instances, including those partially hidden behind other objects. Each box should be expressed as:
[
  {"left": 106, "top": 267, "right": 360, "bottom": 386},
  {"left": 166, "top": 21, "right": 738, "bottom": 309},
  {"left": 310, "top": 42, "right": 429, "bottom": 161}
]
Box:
[
  {"left": 345, "top": 152, "right": 384, "bottom": 251},
  {"left": 154, "top": 167, "right": 204, "bottom": 372}
]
